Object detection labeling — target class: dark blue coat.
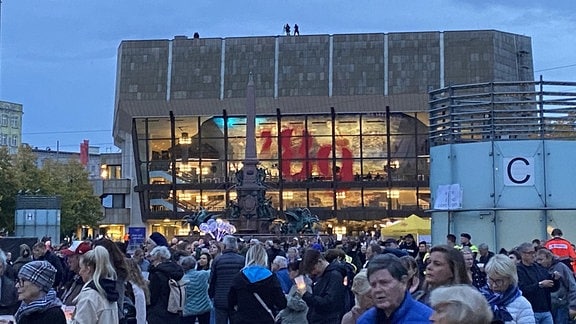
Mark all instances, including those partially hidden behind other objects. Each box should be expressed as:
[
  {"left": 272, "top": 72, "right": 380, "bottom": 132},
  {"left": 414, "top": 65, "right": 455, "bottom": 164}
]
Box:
[{"left": 209, "top": 250, "right": 245, "bottom": 309}]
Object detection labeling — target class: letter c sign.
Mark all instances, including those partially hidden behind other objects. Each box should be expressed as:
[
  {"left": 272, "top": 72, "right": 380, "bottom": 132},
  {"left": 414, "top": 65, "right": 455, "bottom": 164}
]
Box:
[{"left": 503, "top": 157, "right": 534, "bottom": 186}]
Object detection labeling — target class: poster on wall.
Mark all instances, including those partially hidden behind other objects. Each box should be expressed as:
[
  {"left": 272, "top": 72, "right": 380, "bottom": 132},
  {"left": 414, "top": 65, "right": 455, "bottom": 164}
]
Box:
[
  {"left": 434, "top": 184, "right": 462, "bottom": 210},
  {"left": 128, "top": 227, "right": 146, "bottom": 252}
]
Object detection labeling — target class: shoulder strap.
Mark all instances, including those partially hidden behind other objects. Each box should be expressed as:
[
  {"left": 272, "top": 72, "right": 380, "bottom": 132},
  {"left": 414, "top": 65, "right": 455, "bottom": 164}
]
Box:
[{"left": 253, "top": 292, "right": 275, "bottom": 321}]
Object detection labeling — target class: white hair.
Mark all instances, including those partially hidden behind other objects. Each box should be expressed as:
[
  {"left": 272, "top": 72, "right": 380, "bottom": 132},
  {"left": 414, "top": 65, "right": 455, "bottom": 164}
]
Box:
[
  {"left": 273, "top": 256, "right": 288, "bottom": 268},
  {"left": 150, "top": 246, "right": 171, "bottom": 261}
]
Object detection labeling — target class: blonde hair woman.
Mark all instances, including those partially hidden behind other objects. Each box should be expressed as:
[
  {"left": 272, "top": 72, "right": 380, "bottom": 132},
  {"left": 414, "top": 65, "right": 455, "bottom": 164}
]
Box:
[
  {"left": 228, "top": 244, "right": 287, "bottom": 324},
  {"left": 429, "top": 284, "right": 493, "bottom": 323},
  {"left": 72, "top": 245, "right": 119, "bottom": 324},
  {"left": 125, "top": 258, "right": 150, "bottom": 324}
]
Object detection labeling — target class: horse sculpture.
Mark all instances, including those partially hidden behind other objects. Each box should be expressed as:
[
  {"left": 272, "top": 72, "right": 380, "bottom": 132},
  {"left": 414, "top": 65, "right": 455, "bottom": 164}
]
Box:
[
  {"left": 183, "top": 207, "right": 213, "bottom": 228},
  {"left": 282, "top": 207, "right": 320, "bottom": 234}
]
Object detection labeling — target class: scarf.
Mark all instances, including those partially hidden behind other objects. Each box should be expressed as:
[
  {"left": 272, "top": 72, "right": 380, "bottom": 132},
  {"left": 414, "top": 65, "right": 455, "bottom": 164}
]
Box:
[
  {"left": 15, "top": 288, "right": 63, "bottom": 322},
  {"left": 480, "top": 284, "right": 521, "bottom": 322}
]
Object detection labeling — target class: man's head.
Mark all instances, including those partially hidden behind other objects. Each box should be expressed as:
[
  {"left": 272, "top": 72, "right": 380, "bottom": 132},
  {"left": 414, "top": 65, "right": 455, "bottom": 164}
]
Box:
[
  {"left": 366, "top": 243, "right": 382, "bottom": 261},
  {"left": 32, "top": 242, "right": 47, "bottom": 260},
  {"left": 301, "top": 248, "right": 328, "bottom": 277},
  {"left": 446, "top": 234, "right": 457, "bottom": 247},
  {"left": 404, "top": 234, "right": 414, "bottom": 244},
  {"left": 518, "top": 242, "right": 536, "bottom": 266},
  {"left": 272, "top": 238, "right": 282, "bottom": 250},
  {"left": 460, "top": 233, "right": 471, "bottom": 245},
  {"left": 551, "top": 228, "right": 563, "bottom": 237},
  {"left": 418, "top": 241, "right": 428, "bottom": 253},
  {"left": 223, "top": 235, "right": 238, "bottom": 251},
  {"left": 61, "top": 241, "right": 92, "bottom": 273},
  {"left": 478, "top": 243, "right": 489, "bottom": 257},
  {"left": 535, "top": 248, "right": 554, "bottom": 268},
  {"left": 367, "top": 254, "right": 409, "bottom": 317},
  {"left": 383, "top": 238, "right": 398, "bottom": 249},
  {"left": 271, "top": 255, "right": 288, "bottom": 272}
]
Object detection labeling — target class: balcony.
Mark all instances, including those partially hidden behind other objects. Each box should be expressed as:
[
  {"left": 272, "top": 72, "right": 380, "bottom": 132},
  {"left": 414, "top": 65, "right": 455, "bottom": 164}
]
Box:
[
  {"left": 100, "top": 208, "right": 131, "bottom": 225},
  {"left": 92, "top": 178, "right": 132, "bottom": 196}
]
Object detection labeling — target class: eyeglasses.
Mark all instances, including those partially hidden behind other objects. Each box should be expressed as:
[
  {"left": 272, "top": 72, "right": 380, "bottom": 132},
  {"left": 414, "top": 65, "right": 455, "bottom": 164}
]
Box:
[{"left": 488, "top": 277, "right": 506, "bottom": 286}]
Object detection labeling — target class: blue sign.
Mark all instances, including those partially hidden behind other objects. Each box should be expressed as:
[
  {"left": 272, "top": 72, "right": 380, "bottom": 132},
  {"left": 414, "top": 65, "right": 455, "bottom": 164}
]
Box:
[{"left": 128, "top": 227, "right": 146, "bottom": 251}]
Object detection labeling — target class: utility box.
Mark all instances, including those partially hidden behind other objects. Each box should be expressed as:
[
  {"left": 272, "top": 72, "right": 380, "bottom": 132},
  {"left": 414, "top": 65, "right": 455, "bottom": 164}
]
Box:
[{"left": 15, "top": 196, "right": 62, "bottom": 243}]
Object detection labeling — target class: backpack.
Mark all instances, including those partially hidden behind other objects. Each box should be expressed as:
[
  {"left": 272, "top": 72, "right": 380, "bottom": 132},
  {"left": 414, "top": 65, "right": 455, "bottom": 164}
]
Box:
[
  {"left": 123, "top": 281, "right": 137, "bottom": 324},
  {"left": 167, "top": 278, "right": 189, "bottom": 314}
]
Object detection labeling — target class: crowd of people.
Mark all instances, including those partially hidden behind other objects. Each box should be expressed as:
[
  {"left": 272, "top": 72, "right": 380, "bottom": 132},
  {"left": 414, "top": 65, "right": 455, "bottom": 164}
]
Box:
[{"left": 0, "top": 228, "right": 576, "bottom": 323}]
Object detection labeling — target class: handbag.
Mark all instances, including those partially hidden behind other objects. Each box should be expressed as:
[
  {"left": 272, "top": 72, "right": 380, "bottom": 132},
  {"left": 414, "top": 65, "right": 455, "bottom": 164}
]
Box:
[{"left": 253, "top": 292, "right": 276, "bottom": 322}]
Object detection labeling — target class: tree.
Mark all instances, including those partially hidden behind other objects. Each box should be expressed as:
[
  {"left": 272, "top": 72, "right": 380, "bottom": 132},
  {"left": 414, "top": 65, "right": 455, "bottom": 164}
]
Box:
[
  {"left": 0, "top": 147, "right": 18, "bottom": 234},
  {"left": 39, "top": 159, "right": 103, "bottom": 237},
  {"left": 12, "top": 145, "right": 46, "bottom": 192}
]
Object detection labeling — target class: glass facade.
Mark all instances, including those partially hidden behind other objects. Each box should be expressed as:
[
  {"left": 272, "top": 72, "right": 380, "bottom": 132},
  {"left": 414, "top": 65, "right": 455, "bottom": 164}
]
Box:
[{"left": 133, "top": 111, "right": 430, "bottom": 229}]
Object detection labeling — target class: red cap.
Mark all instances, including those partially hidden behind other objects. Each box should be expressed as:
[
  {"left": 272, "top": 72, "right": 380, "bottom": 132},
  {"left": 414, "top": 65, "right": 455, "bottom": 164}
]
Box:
[{"left": 62, "top": 241, "right": 92, "bottom": 256}]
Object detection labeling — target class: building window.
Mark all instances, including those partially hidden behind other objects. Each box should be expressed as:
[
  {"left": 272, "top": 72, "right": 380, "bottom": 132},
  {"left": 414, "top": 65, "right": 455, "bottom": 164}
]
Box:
[
  {"left": 102, "top": 194, "right": 125, "bottom": 208},
  {"left": 101, "top": 164, "right": 122, "bottom": 179},
  {"left": 10, "top": 117, "right": 18, "bottom": 128},
  {"left": 10, "top": 135, "right": 17, "bottom": 147},
  {"left": 1, "top": 134, "right": 7, "bottom": 145},
  {"left": 1, "top": 115, "right": 8, "bottom": 127}
]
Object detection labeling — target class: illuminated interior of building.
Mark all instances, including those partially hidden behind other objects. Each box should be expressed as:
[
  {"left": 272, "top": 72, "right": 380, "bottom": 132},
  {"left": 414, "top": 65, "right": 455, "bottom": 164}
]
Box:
[{"left": 133, "top": 110, "right": 430, "bottom": 234}]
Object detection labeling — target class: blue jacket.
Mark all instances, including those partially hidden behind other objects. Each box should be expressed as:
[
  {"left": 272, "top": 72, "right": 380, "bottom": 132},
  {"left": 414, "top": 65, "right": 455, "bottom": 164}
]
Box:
[
  {"left": 183, "top": 269, "right": 212, "bottom": 316},
  {"left": 275, "top": 268, "right": 293, "bottom": 294},
  {"left": 357, "top": 291, "right": 432, "bottom": 324}
]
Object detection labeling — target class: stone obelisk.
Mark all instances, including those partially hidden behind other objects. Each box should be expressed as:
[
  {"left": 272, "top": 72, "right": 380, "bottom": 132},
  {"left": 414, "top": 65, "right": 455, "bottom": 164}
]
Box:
[
  {"left": 234, "top": 73, "right": 267, "bottom": 232},
  {"left": 241, "top": 73, "right": 260, "bottom": 188}
]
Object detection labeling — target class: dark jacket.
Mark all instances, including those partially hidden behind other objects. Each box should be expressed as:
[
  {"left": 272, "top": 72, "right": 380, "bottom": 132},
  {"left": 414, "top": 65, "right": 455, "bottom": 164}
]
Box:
[
  {"left": 0, "top": 275, "right": 19, "bottom": 315},
  {"left": 517, "top": 261, "right": 559, "bottom": 312},
  {"left": 301, "top": 261, "right": 348, "bottom": 324},
  {"left": 12, "top": 256, "right": 32, "bottom": 277},
  {"left": 228, "top": 266, "right": 287, "bottom": 324},
  {"left": 357, "top": 292, "right": 433, "bottom": 324},
  {"left": 209, "top": 249, "right": 245, "bottom": 309},
  {"left": 147, "top": 261, "right": 184, "bottom": 323},
  {"left": 16, "top": 305, "right": 67, "bottom": 324},
  {"left": 546, "top": 258, "right": 576, "bottom": 309},
  {"left": 59, "top": 275, "right": 84, "bottom": 306},
  {"left": 37, "top": 250, "right": 64, "bottom": 288},
  {"left": 399, "top": 241, "right": 419, "bottom": 258},
  {"left": 267, "top": 247, "right": 286, "bottom": 267}
]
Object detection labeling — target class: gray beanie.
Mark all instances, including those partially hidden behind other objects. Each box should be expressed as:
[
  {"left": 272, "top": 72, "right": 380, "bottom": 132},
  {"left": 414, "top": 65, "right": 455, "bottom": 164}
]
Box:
[{"left": 18, "top": 260, "right": 56, "bottom": 292}]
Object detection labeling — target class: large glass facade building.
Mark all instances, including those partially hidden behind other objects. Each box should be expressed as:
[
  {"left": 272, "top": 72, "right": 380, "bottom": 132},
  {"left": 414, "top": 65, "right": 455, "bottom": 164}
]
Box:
[
  {"left": 134, "top": 110, "right": 429, "bottom": 234},
  {"left": 113, "top": 30, "right": 533, "bottom": 236}
]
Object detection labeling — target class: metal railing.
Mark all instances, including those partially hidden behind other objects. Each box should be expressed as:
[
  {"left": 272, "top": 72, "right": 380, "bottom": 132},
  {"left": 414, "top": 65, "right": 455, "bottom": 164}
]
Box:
[{"left": 429, "top": 80, "right": 576, "bottom": 146}]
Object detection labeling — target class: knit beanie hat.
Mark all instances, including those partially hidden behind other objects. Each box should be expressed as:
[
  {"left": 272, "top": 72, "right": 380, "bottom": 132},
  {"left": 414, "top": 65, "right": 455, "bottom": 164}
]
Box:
[
  {"left": 149, "top": 232, "right": 169, "bottom": 247},
  {"left": 351, "top": 269, "right": 371, "bottom": 295},
  {"left": 19, "top": 261, "right": 56, "bottom": 292}
]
